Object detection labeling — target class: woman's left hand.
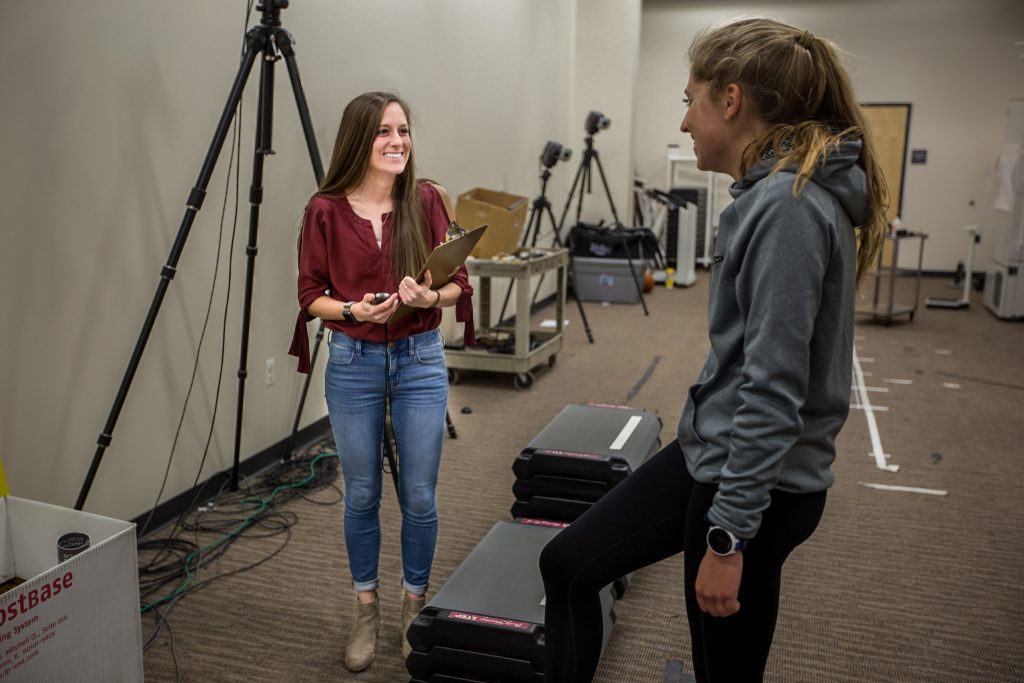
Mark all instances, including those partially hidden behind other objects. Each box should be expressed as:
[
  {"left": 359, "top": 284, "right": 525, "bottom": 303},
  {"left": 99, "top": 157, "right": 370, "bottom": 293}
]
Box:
[
  {"left": 695, "top": 548, "right": 743, "bottom": 617},
  {"left": 398, "top": 270, "right": 439, "bottom": 308}
]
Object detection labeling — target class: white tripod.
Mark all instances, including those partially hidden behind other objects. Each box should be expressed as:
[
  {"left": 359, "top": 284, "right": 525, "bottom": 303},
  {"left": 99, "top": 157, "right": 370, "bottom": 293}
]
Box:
[{"left": 926, "top": 225, "right": 981, "bottom": 309}]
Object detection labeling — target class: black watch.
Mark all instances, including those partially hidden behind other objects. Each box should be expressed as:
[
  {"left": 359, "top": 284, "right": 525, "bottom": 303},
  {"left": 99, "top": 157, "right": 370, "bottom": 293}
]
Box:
[
  {"left": 706, "top": 526, "right": 748, "bottom": 556},
  {"left": 342, "top": 301, "right": 357, "bottom": 324}
]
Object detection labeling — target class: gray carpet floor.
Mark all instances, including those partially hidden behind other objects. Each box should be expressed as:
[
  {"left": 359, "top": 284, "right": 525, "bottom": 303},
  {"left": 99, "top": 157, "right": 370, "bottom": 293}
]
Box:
[{"left": 141, "top": 271, "right": 1024, "bottom": 682}]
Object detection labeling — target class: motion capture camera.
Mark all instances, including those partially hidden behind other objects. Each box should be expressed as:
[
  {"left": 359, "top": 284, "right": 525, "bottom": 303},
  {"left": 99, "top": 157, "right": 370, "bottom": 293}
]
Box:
[
  {"left": 584, "top": 111, "right": 611, "bottom": 135},
  {"left": 540, "top": 141, "right": 572, "bottom": 169}
]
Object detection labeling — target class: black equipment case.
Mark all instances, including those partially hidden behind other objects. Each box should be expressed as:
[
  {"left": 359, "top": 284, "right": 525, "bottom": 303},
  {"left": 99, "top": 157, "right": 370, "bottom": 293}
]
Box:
[
  {"left": 406, "top": 519, "right": 614, "bottom": 683},
  {"left": 569, "top": 222, "right": 661, "bottom": 263},
  {"left": 511, "top": 403, "right": 662, "bottom": 522}
]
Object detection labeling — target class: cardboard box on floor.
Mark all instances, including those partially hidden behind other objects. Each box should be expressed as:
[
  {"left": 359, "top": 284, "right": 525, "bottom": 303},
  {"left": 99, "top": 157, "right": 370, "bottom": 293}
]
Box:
[
  {"left": 0, "top": 496, "right": 142, "bottom": 682},
  {"left": 456, "top": 188, "right": 528, "bottom": 259}
]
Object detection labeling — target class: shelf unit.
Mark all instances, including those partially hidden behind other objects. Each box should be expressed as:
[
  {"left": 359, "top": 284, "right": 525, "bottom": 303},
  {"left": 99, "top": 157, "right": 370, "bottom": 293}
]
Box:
[
  {"left": 444, "top": 248, "right": 568, "bottom": 389},
  {"left": 857, "top": 232, "right": 928, "bottom": 325}
]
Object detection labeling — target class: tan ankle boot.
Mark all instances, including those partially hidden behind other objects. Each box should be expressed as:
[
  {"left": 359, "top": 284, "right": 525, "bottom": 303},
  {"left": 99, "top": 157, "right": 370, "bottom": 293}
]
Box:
[
  {"left": 344, "top": 595, "right": 379, "bottom": 672},
  {"left": 401, "top": 593, "right": 425, "bottom": 658}
]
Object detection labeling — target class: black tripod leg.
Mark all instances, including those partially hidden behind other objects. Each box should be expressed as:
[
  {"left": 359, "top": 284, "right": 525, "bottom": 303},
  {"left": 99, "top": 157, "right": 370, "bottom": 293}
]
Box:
[
  {"left": 286, "top": 320, "right": 326, "bottom": 460},
  {"left": 382, "top": 424, "right": 401, "bottom": 501},
  {"left": 278, "top": 38, "right": 327, "bottom": 462},
  {"left": 75, "top": 37, "right": 262, "bottom": 510},
  {"left": 547, "top": 204, "right": 593, "bottom": 343},
  {"left": 528, "top": 197, "right": 556, "bottom": 308},
  {"left": 497, "top": 200, "right": 543, "bottom": 324},
  {"left": 566, "top": 260, "right": 594, "bottom": 343},
  {"left": 528, "top": 197, "right": 547, "bottom": 287},
  {"left": 231, "top": 49, "right": 277, "bottom": 492},
  {"left": 592, "top": 149, "right": 621, "bottom": 226},
  {"left": 278, "top": 34, "right": 325, "bottom": 182},
  {"left": 555, "top": 152, "right": 596, "bottom": 343},
  {"left": 556, "top": 154, "right": 588, "bottom": 242},
  {"left": 592, "top": 151, "right": 649, "bottom": 316},
  {"left": 575, "top": 157, "right": 590, "bottom": 227},
  {"left": 446, "top": 410, "right": 457, "bottom": 439}
]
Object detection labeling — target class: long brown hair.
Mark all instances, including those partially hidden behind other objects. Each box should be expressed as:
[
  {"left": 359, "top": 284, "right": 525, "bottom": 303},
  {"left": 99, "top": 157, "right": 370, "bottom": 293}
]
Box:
[
  {"left": 689, "top": 19, "right": 887, "bottom": 285},
  {"left": 314, "top": 91, "right": 429, "bottom": 284}
]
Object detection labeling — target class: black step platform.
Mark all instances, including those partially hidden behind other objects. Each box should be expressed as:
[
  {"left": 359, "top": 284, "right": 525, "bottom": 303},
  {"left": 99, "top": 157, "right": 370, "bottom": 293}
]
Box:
[
  {"left": 512, "top": 404, "right": 662, "bottom": 522},
  {"left": 512, "top": 472, "right": 611, "bottom": 503},
  {"left": 510, "top": 495, "right": 591, "bottom": 523},
  {"left": 406, "top": 519, "right": 614, "bottom": 683},
  {"left": 513, "top": 403, "right": 661, "bottom": 485}
]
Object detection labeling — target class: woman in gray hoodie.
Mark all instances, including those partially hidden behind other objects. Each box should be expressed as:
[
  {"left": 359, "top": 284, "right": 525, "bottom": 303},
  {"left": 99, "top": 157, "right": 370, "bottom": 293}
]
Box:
[{"left": 540, "top": 18, "right": 888, "bottom": 683}]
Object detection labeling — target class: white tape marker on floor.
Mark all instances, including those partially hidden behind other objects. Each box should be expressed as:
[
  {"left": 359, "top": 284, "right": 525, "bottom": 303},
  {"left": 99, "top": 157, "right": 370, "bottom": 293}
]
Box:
[
  {"left": 860, "top": 482, "right": 948, "bottom": 496},
  {"left": 851, "top": 385, "right": 890, "bottom": 393},
  {"left": 883, "top": 378, "right": 914, "bottom": 385},
  {"left": 942, "top": 383, "right": 961, "bottom": 390},
  {"left": 852, "top": 349, "right": 899, "bottom": 472},
  {"left": 935, "top": 349, "right": 953, "bottom": 355},
  {"left": 850, "top": 404, "right": 889, "bottom": 411}
]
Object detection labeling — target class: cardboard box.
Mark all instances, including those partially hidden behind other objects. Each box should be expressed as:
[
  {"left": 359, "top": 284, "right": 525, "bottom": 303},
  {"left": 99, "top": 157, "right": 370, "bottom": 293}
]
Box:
[
  {"left": 456, "top": 188, "right": 528, "bottom": 259},
  {"left": 573, "top": 257, "right": 645, "bottom": 304},
  {"left": 0, "top": 497, "right": 142, "bottom": 682}
]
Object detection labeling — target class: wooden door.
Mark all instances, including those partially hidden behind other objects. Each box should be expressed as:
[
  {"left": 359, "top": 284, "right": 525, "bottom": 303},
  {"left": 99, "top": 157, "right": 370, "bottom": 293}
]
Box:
[{"left": 862, "top": 104, "right": 911, "bottom": 267}]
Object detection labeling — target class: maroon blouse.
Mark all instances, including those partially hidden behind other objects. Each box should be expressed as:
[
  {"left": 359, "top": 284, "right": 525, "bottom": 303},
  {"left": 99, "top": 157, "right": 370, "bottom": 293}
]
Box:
[{"left": 288, "top": 182, "right": 474, "bottom": 373}]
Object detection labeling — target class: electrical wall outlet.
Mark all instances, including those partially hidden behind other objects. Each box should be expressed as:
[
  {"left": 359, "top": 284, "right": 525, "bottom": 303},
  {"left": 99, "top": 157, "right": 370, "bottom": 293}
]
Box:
[{"left": 265, "top": 358, "right": 275, "bottom": 386}]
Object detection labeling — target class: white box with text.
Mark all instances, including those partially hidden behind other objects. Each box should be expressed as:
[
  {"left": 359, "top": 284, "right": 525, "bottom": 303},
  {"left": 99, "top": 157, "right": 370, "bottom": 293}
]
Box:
[{"left": 0, "top": 496, "right": 142, "bottom": 682}]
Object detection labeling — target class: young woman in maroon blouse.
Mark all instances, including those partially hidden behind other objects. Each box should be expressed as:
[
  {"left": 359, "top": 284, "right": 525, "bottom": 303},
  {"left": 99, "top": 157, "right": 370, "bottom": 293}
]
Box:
[{"left": 289, "top": 91, "right": 472, "bottom": 671}]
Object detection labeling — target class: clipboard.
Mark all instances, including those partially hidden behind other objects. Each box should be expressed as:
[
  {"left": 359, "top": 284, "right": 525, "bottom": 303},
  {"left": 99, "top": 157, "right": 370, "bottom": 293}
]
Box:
[{"left": 388, "top": 224, "right": 488, "bottom": 324}]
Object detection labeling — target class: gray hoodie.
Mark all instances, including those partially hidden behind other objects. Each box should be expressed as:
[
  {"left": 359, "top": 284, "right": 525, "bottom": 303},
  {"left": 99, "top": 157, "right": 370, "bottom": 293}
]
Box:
[{"left": 678, "top": 139, "right": 867, "bottom": 539}]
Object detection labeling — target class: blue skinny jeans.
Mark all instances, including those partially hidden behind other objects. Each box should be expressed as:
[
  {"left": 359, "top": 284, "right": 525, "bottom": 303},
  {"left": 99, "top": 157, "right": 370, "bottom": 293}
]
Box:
[{"left": 325, "top": 328, "right": 448, "bottom": 595}]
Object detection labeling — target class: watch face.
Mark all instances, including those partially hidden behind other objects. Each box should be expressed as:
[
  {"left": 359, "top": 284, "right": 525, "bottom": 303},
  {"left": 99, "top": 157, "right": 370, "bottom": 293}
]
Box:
[{"left": 707, "top": 527, "right": 734, "bottom": 555}]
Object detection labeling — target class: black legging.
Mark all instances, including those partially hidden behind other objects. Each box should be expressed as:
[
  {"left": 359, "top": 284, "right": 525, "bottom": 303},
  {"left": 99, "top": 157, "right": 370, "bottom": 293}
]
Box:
[{"left": 539, "top": 440, "right": 827, "bottom": 683}]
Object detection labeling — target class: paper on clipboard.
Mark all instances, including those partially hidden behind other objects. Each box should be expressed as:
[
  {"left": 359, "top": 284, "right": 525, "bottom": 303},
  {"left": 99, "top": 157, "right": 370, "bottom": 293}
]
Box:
[{"left": 388, "top": 224, "right": 488, "bottom": 324}]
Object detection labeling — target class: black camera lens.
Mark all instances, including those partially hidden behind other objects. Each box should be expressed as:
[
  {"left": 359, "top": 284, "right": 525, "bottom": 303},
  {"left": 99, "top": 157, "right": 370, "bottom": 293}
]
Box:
[
  {"left": 540, "top": 141, "right": 572, "bottom": 168},
  {"left": 584, "top": 111, "right": 611, "bottom": 135}
]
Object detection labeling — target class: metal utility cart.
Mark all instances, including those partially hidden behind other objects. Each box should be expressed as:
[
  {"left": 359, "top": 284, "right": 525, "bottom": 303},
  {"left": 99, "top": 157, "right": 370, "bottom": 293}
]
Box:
[
  {"left": 445, "top": 248, "right": 568, "bottom": 389},
  {"left": 857, "top": 231, "right": 927, "bottom": 325}
]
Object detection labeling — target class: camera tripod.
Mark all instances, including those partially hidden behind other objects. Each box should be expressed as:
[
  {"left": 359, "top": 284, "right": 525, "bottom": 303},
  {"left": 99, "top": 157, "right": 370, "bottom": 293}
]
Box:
[
  {"left": 557, "top": 134, "right": 650, "bottom": 316},
  {"left": 497, "top": 167, "right": 594, "bottom": 342},
  {"left": 75, "top": 1, "right": 393, "bottom": 509}
]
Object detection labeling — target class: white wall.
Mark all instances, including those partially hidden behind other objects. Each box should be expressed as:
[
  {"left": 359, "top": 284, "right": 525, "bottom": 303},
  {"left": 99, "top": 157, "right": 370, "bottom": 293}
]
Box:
[
  {"left": 634, "top": 0, "right": 1024, "bottom": 271},
  {"left": 572, "top": 0, "right": 643, "bottom": 226},
  {"left": 0, "top": 0, "right": 576, "bottom": 520}
]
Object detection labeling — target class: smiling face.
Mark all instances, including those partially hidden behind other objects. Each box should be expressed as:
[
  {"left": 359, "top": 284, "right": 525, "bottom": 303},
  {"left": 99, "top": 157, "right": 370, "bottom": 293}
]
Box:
[
  {"left": 680, "top": 77, "right": 734, "bottom": 176},
  {"left": 680, "top": 77, "right": 769, "bottom": 181},
  {"left": 366, "top": 101, "right": 411, "bottom": 180}
]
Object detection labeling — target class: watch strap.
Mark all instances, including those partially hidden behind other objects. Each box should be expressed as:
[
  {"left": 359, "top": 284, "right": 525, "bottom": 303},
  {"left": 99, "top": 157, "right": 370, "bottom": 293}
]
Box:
[{"left": 342, "top": 301, "right": 357, "bottom": 324}]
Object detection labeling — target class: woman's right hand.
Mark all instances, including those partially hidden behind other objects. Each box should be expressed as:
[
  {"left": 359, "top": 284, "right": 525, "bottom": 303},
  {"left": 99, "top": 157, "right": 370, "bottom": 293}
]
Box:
[{"left": 355, "top": 292, "right": 399, "bottom": 324}]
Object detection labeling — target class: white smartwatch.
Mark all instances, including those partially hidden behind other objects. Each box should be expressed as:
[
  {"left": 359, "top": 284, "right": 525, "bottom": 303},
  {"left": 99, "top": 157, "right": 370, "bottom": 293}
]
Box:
[{"left": 706, "top": 526, "right": 748, "bottom": 556}]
